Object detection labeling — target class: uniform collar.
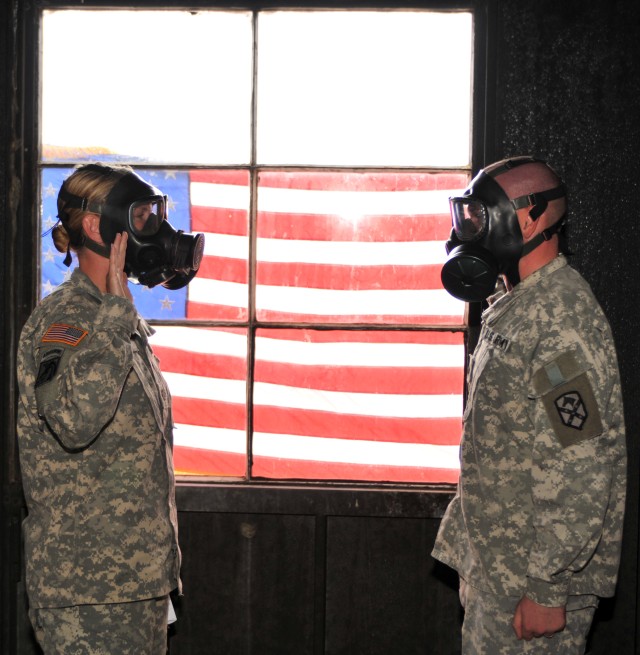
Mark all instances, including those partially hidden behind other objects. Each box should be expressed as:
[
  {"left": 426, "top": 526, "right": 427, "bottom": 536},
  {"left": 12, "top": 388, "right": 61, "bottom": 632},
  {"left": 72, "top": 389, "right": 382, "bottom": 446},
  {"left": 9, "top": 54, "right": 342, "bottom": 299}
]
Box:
[
  {"left": 484, "top": 255, "right": 568, "bottom": 320},
  {"left": 69, "top": 267, "right": 105, "bottom": 303}
]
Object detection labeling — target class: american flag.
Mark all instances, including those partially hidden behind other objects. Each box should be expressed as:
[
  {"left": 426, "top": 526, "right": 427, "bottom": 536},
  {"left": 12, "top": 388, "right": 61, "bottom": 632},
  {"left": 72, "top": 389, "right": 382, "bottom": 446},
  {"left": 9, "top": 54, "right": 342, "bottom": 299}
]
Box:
[{"left": 41, "top": 164, "right": 467, "bottom": 483}]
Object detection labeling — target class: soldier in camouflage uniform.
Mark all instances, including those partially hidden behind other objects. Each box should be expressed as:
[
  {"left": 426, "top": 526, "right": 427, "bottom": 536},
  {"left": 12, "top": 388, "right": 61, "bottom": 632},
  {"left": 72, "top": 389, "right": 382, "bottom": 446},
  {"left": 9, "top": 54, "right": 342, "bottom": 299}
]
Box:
[
  {"left": 433, "top": 157, "right": 626, "bottom": 654},
  {"left": 17, "top": 164, "right": 182, "bottom": 654}
]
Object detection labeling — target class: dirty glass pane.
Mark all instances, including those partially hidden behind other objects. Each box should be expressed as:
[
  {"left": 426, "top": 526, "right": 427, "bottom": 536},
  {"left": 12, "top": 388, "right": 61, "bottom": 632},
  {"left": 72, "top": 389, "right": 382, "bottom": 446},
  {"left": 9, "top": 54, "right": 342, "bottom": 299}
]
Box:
[
  {"left": 252, "top": 328, "right": 464, "bottom": 483},
  {"left": 255, "top": 171, "right": 468, "bottom": 325},
  {"left": 150, "top": 326, "right": 249, "bottom": 478},
  {"left": 40, "top": 167, "right": 250, "bottom": 322}
]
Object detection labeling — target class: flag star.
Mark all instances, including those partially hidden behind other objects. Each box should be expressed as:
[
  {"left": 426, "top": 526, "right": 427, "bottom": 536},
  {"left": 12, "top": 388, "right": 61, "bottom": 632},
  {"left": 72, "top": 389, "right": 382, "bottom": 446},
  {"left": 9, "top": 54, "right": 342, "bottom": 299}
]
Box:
[
  {"left": 63, "top": 268, "right": 74, "bottom": 281},
  {"left": 43, "top": 248, "right": 56, "bottom": 263},
  {"left": 44, "top": 182, "right": 57, "bottom": 197},
  {"left": 160, "top": 295, "right": 175, "bottom": 311},
  {"left": 44, "top": 214, "right": 58, "bottom": 229},
  {"left": 167, "top": 196, "right": 177, "bottom": 212},
  {"left": 42, "top": 280, "right": 56, "bottom": 295},
  {"left": 164, "top": 171, "right": 177, "bottom": 179}
]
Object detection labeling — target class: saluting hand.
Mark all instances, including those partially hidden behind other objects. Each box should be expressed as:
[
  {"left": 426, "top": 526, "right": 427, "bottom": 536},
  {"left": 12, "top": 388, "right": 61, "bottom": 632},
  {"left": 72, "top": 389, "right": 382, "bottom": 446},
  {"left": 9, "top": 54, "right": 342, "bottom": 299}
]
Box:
[{"left": 106, "top": 232, "right": 133, "bottom": 301}]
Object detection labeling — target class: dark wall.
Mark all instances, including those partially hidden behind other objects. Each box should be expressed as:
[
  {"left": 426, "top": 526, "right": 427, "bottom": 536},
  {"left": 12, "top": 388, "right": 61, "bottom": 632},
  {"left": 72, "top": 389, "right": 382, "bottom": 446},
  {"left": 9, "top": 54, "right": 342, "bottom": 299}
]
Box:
[
  {"left": 494, "top": 1, "right": 640, "bottom": 651},
  {"left": 2, "top": 1, "right": 639, "bottom": 654}
]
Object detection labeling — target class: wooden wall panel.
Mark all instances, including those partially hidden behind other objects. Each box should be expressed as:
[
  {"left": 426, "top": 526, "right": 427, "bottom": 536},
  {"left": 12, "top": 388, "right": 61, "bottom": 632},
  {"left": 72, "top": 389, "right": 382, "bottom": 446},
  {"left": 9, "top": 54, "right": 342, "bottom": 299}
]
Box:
[
  {"left": 171, "top": 512, "right": 317, "bottom": 655},
  {"left": 325, "top": 517, "right": 461, "bottom": 655}
]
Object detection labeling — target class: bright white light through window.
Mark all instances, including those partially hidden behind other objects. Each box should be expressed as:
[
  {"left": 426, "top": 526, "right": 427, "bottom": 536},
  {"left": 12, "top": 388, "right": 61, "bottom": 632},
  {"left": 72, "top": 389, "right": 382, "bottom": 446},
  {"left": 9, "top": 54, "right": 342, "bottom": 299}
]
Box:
[
  {"left": 257, "top": 11, "right": 472, "bottom": 166},
  {"left": 42, "top": 10, "right": 253, "bottom": 164}
]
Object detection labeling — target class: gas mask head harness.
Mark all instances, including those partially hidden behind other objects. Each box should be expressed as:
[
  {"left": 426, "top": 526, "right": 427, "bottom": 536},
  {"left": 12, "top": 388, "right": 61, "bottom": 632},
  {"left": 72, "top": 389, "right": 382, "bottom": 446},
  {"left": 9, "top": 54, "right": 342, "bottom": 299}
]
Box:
[
  {"left": 58, "top": 165, "right": 205, "bottom": 290},
  {"left": 440, "top": 156, "right": 566, "bottom": 302}
]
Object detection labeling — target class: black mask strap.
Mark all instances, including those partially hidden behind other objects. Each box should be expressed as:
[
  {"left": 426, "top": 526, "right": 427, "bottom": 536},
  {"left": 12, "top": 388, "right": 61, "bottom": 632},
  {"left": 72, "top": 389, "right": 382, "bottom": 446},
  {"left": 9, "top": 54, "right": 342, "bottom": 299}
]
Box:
[
  {"left": 521, "top": 216, "right": 566, "bottom": 257},
  {"left": 57, "top": 186, "right": 103, "bottom": 215},
  {"left": 512, "top": 184, "right": 565, "bottom": 220},
  {"left": 82, "top": 236, "right": 111, "bottom": 260}
]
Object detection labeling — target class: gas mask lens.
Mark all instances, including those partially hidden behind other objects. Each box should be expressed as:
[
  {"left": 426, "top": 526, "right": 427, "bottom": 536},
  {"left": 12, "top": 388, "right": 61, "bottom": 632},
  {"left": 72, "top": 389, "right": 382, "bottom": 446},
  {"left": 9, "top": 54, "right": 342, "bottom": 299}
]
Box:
[
  {"left": 449, "top": 197, "right": 488, "bottom": 242},
  {"left": 129, "top": 197, "right": 166, "bottom": 237}
]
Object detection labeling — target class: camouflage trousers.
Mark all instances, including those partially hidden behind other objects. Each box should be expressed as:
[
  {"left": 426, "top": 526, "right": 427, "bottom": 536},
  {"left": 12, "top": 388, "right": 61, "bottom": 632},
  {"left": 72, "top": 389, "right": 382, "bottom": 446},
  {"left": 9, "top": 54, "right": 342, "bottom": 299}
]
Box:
[
  {"left": 28, "top": 595, "right": 169, "bottom": 655},
  {"left": 460, "top": 581, "right": 598, "bottom": 655}
]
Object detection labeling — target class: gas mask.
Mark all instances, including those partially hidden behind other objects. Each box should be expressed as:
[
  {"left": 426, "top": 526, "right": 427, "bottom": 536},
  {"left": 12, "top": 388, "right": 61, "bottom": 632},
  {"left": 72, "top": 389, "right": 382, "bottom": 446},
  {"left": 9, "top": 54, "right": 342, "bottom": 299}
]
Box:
[
  {"left": 440, "top": 157, "right": 566, "bottom": 302},
  {"left": 59, "top": 169, "right": 205, "bottom": 290}
]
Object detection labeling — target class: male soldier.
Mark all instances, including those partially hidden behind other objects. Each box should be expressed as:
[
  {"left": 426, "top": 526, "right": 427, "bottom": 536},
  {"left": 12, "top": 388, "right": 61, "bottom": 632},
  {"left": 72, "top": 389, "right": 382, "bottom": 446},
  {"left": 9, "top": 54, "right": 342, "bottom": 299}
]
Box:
[{"left": 433, "top": 157, "right": 627, "bottom": 654}]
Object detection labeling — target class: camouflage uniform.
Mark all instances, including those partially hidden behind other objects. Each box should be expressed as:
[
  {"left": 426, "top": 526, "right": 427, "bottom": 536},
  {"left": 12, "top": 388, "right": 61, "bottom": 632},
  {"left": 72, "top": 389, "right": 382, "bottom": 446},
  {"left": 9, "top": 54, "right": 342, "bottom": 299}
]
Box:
[
  {"left": 17, "top": 269, "right": 181, "bottom": 620},
  {"left": 432, "top": 256, "right": 626, "bottom": 650}
]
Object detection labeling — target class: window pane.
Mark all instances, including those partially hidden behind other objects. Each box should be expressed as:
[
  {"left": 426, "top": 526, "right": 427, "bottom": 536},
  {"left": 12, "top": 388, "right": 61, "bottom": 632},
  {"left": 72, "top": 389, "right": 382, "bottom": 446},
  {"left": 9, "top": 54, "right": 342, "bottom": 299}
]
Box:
[
  {"left": 41, "top": 167, "right": 249, "bottom": 320},
  {"left": 257, "top": 11, "right": 473, "bottom": 166},
  {"left": 252, "top": 328, "right": 463, "bottom": 483},
  {"left": 150, "top": 326, "right": 248, "bottom": 478},
  {"left": 42, "top": 10, "right": 253, "bottom": 165},
  {"left": 256, "top": 171, "right": 467, "bottom": 325}
]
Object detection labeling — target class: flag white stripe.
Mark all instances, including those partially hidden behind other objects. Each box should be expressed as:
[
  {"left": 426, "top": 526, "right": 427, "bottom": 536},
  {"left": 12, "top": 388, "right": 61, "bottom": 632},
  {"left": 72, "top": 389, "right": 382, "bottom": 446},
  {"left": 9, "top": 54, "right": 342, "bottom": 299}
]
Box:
[
  {"left": 164, "top": 372, "right": 463, "bottom": 418},
  {"left": 203, "top": 232, "right": 449, "bottom": 265},
  {"left": 151, "top": 326, "right": 465, "bottom": 368},
  {"left": 188, "top": 277, "right": 463, "bottom": 316},
  {"left": 191, "top": 181, "right": 459, "bottom": 216},
  {"left": 173, "top": 423, "right": 460, "bottom": 469}
]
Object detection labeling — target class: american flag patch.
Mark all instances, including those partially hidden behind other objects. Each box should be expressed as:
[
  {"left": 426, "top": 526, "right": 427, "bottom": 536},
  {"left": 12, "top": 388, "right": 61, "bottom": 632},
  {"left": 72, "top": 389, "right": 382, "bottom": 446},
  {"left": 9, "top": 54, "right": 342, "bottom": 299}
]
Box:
[{"left": 42, "top": 323, "right": 88, "bottom": 347}]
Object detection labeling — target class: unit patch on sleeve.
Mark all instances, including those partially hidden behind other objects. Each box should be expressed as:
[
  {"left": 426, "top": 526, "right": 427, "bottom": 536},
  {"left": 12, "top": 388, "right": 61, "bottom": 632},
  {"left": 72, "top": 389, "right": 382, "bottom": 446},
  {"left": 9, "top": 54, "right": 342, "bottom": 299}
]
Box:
[
  {"left": 555, "top": 391, "right": 588, "bottom": 430},
  {"left": 35, "top": 348, "right": 63, "bottom": 388},
  {"left": 42, "top": 323, "right": 88, "bottom": 347},
  {"left": 532, "top": 351, "right": 603, "bottom": 448}
]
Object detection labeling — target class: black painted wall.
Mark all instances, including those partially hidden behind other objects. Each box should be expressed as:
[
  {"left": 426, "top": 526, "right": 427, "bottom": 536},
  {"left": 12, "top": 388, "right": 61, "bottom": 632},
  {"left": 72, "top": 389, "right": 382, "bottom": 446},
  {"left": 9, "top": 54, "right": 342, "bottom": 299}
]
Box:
[
  {"left": 494, "top": 2, "right": 640, "bottom": 650},
  {"left": 2, "top": 1, "right": 639, "bottom": 654}
]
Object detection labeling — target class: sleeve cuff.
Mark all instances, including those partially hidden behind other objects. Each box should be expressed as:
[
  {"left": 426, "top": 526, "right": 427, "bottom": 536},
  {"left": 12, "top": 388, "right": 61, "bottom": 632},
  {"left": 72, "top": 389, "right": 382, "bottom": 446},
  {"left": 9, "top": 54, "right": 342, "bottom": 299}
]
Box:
[{"left": 525, "top": 576, "right": 570, "bottom": 607}]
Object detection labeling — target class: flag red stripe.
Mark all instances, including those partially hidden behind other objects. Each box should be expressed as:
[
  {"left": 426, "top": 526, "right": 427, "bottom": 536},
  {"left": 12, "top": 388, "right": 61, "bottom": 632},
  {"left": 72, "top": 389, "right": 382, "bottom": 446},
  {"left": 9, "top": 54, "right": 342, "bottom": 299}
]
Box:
[
  {"left": 253, "top": 328, "right": 463, "bottom": 345},
  {"left": 173, "top": 445, "right": 459, "bottom": 483},
  {"left": 191, "top": 206, "right": 247, "bottom": 235},
  {"left": 196, "top": 256, "right": 446, "bottom": 291},
  {"left": 258, "top": 171, "right": 468, "bottom": 192},
  {"left": 185, "top": 301, "right": 463, "bottom": 325},
  {"left": 191, "top": 206, "right": 452, "bottom": 242},
  {"left": 172, "top": 397, "right": 461, "bottom": 445},
  {"left": 154, "top": 348, "right": 246, "bottom": 381},
  {"left": 189, "top": 169, "right": 250, "bottom": 186},
  {"left": 252, "top": 405, "right": 461, "bottom": 445},
  {"left": 253, "top": 308, "right": 464, "bottom": 325},
  {"left": 160, "top": 352, "right": 463, "bottom": 395},
  {"left": 186, "top": 302, "right": 248, "bottom": 321},
  {"left": 252, "top": 455, "right": 460, "bottom": 484},
  {"left": 189, "top": 169, "right": 467, "bottom": 192},
  {"left": 174, "top": 446, "right": 246, "bottom": 477},
  {"left": 197, "top": 256, "right": 247, "bottom": 284},
  {"left": 156, "top": 347, "right": 462, "bottom": 394},
  {"left": 254, "top": 362, "right": 463, "bottom": 395},
  {"left": 255, "top": 262, "right": 446, "bottom": 291},
  {"left": 173, "top": 397, "right": 246, "bottom": 430}
]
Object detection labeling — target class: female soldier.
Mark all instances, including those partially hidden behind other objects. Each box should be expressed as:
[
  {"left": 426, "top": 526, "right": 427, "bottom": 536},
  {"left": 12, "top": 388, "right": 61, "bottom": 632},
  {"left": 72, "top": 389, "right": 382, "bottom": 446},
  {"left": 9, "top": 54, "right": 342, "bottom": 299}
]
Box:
[{"left": 16, "top": 163, "right": 181, "bottom": 655}]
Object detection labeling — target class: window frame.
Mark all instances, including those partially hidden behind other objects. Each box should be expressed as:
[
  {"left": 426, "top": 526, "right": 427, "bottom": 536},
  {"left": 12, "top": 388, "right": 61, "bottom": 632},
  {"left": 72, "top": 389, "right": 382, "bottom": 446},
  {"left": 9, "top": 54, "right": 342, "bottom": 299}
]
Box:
[{"left": 29, "top": 0, "right": 494, "bottom": 494}]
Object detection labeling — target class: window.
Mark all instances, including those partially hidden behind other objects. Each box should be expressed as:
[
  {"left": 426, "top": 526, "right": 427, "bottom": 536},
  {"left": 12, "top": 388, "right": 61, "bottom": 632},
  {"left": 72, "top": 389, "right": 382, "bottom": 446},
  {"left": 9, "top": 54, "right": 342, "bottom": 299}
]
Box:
[{"left": 40, "top": 7, "right": 473, "bottom": 484}]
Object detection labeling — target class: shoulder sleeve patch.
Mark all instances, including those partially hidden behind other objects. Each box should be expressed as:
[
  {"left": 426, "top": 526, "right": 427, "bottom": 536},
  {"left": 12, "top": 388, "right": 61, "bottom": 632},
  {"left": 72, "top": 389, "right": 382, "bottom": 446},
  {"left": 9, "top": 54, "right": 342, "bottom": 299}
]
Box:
[
  {"left": 35, "top": 347, "right": 63, "bottom": 388},
  {"left": 42, "top": 323, "right": 88, "bottom": 347},
  {"left": 532, "top": 351, "right": 603, "bottom": 448}
]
